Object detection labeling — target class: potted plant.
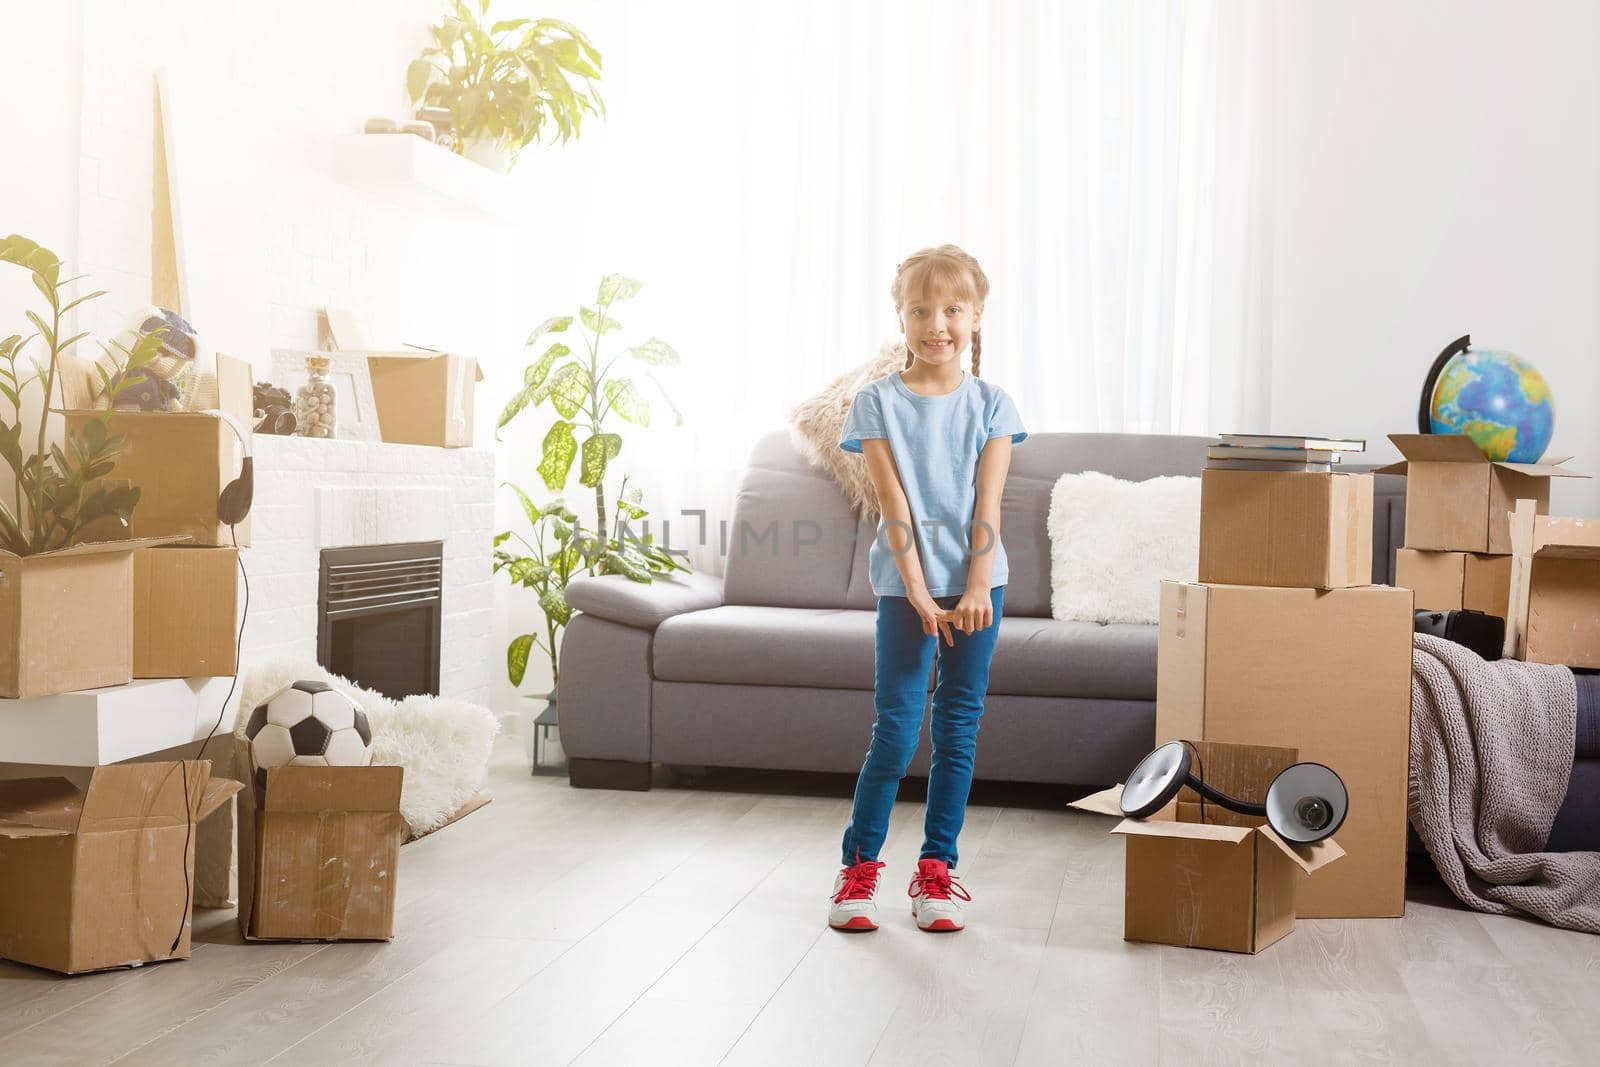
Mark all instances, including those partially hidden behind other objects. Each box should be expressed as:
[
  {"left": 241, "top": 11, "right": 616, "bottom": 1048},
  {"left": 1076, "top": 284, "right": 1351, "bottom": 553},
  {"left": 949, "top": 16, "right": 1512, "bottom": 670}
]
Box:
[
  {"left": 406, "top": 0, "right": 605, "bottom": 173},
  {"left": 1, "top": 235, "right": 161, "bottom": 697},
  {"left": 1, "top": 236, "right": 158, "bottom": 553},
  {"left": 494, "top": 274, "right": 690, "bottom": 713}
]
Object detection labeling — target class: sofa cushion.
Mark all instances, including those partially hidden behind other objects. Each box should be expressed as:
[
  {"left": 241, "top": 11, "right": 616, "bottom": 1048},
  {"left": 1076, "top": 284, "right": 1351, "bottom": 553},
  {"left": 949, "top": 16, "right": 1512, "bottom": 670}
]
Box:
[
  {"left": 655, "top": 606, "right": 894, "bottom": 689},
  {"left": 652, "top": 605, "right": 1158, "bottom": 700},
  {"left": 1001, "top": 433, "right": 1211, "bottom": 617},
  {"left": 988, "top": 617, "right": 1158, "bottom": 699},
  {"left": 564, "top": 571, "right": 724, "bottom": 631},
  {"left": 722, "top": 433, "right": 865, "bottom": 609},
  {"left": 1047, "top": 471, "right": 1200, "bottom": 624}
]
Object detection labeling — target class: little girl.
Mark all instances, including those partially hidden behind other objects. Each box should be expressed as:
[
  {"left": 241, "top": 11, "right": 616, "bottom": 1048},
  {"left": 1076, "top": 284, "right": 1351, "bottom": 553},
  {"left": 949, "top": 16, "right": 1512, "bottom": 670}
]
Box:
[{"left": 829, "top": 244, "right": 1026, "bottom": 933}]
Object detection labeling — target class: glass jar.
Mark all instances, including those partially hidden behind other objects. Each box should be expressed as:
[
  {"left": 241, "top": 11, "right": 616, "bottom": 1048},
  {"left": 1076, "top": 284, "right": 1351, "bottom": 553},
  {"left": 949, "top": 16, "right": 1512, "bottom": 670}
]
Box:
[{"left": 294, "top": 355, "right": 338, "bottom": 438}]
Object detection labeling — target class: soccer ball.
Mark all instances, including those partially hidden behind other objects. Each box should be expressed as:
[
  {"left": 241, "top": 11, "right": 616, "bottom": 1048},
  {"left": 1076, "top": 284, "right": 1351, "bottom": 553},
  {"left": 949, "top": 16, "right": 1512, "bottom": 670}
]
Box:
[{"left": 244, "top": 680, "right": 373, "bottom": 795}]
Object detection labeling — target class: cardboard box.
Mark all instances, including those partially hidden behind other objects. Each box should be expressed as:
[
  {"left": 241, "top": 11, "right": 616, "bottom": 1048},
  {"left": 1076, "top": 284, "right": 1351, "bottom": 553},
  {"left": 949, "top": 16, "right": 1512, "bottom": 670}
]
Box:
[
  {"left": 1155, "top": 580, "right": 1413, "bottom": 918},
  {"left": 236, "top": 757, "right": 405, "bottom": 942},
  {"left": 133, "top": 546, "right": 241, "bottom": 678},
  {"left": 0, "top": 536, "right": 181, "bottom": 699},
  {"left": 1505, "top": 500, "right": 1600, "bottom": 667},
  {"left": 363, "top": 351, "right": 482, "bottom": 448},
  {"left": 1198, "top": 469, "right": 1374, "bottom": 589},
  {"left": 1396, "top": 547, "right": 1513, "bottom": 620},
  {"left": 1070, "top": 741, "right": 1344, "bottom": 953},
  {"left": 58, "top": 353, "right": 254, "bottom": 547},
  {"left": 1375, "top": 433, "right": 1586, "bottom": 555},
  {"left": 0, "top": 761, "right": 240, "bottom": 974}
]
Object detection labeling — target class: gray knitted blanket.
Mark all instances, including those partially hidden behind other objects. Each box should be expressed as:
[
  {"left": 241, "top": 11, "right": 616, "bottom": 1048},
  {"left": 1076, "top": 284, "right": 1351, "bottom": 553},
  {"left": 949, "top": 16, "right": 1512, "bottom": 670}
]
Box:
[{"left": 1410, "top": 633, "right": 1600, "bottom": 933}]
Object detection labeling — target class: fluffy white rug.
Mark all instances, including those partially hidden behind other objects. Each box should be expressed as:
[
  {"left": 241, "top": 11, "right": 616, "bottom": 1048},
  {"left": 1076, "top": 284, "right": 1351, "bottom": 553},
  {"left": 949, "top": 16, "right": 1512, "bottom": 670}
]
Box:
[
  {"left": 234, "top": 658, "right": 500, "bottom": 837},
  {"left": 1047, "top": 471, "right": 1201, "bottom": 624}
]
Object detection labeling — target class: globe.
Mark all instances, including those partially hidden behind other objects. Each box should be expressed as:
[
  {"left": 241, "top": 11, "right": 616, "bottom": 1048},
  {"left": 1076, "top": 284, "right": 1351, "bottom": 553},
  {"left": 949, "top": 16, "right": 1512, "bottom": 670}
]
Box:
[{"left": 1428, "top": 347, "right": 1554, "bottom": 463}]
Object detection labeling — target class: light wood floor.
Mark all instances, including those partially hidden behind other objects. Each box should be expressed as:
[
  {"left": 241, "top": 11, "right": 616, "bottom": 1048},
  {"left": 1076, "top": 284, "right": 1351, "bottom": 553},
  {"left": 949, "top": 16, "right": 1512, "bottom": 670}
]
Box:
[{"left": 3, "top": 736, "right": 1598, "bottom": 1067}]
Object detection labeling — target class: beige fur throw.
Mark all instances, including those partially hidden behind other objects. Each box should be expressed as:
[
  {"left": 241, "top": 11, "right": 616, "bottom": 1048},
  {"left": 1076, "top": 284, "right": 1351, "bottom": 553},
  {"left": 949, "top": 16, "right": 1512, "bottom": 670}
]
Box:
[{"left": 788, "top": 339, "right": 907, "bottom": 521}]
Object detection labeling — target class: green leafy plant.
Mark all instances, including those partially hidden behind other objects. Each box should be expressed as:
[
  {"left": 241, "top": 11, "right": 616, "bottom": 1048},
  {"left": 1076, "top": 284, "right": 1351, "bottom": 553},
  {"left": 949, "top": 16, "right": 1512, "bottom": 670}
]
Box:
[
  {"left": 494, "top": 274, "right": 690, "bottom": 689},
  {"left": 0, "top": 235, "right": 156, "bottom": 555},
  {"left": 407, "top": 0, "right": 604, "bottom": 165},
  {"left": 494, "top": 476, "right": 683, "bottom": 689}
]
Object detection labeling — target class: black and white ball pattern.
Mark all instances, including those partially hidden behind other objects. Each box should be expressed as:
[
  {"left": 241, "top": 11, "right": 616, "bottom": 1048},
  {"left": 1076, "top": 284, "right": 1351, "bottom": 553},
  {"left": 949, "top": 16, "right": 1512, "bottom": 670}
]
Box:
[{"left": 244, "top": 680, "right": 373, "bottom": 795}]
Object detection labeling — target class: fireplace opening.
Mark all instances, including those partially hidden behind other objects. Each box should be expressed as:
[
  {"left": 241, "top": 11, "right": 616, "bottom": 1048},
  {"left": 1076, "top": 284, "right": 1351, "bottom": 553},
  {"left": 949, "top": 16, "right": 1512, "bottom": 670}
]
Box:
[{"left": 318, "top": 541, "right": 443, "bottom": 699}]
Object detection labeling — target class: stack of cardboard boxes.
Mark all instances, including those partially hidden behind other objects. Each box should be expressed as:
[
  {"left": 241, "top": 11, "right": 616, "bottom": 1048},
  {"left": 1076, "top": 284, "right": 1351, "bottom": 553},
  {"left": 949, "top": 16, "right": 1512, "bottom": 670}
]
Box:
[
  {"left": 1078, "top": 431, "right": 1597, "bottom": 953},
  {"left": 1, "top": 352, "right": 404, "bottom": 974},
  {"left": 0, "top": 356, "right": 255, "bottom": 973},
  {"left": 1075, "top": 447, "right": 1414, "bottom": 953},
  {"left": 1140, "top": 454, "right": 1416, "bottom": 950},
  {"left": 62, "top": 354, "right": 255, "bottom": 683},
  {"left": 1383, "top": 433, "right": 1584, "bottom": 633}
]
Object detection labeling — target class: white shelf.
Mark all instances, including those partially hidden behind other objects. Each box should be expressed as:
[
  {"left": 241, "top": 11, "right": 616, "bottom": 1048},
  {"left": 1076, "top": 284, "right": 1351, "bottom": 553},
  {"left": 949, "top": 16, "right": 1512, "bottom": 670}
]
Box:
[
  {"left": 0, "top": 677, "right": 241, "bottom": 766},
  {"left": 331, "top": 133, "right": 520, "bottom": 222}
]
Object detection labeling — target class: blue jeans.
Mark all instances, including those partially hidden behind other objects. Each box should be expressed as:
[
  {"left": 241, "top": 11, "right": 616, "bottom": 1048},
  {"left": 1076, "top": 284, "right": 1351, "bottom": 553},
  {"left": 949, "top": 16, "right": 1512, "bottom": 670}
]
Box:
[{"left": 840, "top": 586, "right": 1005, "bottom": 870}]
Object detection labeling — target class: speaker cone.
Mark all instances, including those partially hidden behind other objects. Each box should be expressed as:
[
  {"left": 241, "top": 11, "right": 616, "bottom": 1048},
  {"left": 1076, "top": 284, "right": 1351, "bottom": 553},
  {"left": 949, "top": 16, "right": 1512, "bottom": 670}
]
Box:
[
  {"left": 1119, "top": 741, "right": 1190, "bottom": 818},
  {"left": 1265, "top": 762, "right": 1348, "bottom": 844}
]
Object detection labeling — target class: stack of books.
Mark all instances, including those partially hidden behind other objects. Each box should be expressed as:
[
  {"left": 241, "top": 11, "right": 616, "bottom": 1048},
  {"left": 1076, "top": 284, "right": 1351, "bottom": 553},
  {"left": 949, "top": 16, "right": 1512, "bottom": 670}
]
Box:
[{"left": 1206, "top": 433, "right": 1367, "bottom": 473}]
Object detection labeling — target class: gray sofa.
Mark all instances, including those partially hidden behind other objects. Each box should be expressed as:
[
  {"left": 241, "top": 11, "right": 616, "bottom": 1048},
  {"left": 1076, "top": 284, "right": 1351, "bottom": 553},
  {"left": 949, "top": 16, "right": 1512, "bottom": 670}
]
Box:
[{"left": 557, "top": 429, "right": 1404, "bottom": 791}]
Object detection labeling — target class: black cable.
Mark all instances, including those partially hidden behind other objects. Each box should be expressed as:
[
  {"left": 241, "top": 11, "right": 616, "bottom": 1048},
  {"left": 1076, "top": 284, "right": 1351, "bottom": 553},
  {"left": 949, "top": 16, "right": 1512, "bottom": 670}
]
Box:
[
  {"left": 1180, "top": 739, "right": 1207, "bottom": 826},
  {"left": 170, "top": 523, "right": 250, "bottom": 955},
  {"left": 197, "top": 523, "right": 249, "bottom": 764}
]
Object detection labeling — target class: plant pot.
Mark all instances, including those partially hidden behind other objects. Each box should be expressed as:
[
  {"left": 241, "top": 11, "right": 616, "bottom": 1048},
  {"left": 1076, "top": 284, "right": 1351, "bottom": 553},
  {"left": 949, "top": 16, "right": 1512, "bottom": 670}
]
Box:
[{"left": 462, "top": 137, "right": 511, "bottom": 174}]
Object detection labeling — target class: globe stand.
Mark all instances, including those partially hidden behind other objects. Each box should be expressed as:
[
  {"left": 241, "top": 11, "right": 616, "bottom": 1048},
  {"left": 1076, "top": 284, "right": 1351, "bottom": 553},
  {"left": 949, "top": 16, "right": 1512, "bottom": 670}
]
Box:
[{"left": 1418, "top": 333, "right": 1471, "bottom": 433}]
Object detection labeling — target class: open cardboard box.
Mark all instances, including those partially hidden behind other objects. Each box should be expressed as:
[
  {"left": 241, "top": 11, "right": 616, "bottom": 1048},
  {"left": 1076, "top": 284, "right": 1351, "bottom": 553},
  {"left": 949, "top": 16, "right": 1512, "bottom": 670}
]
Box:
[
  {"left": 359, "top": 350, "right": 482, "bottom": 448},
  {"left": 1, "top": 535, "right": 186, "bottom": 699},
  {"left": 1156, "top": 580, "right": 1412, "bottom": 918},
  {"left": 0, "top": 760, "right": 240, "bottom": 974},
  {"left": 234, "top": 742, "right": 405, "bottom": 942},
  {"left": 1376, "top": 433, "right": 1587, "bottom": 555},
  {"left": 1198, "top": 469, "right": 1373, "bottom": 589},
  {"left": 133, "top": 545, "right": 241, "bottom": 678},
  {"left": 1505, "top": 499, "right": 1600, "bottom": 667},
  {"left": 1070, "top": 741, "right": 1344, "bottom": 953},
  {"left": 1396, "top": 547, "right": 1512, "bottom": 620},
  {"left": 57, "top": 353, "right": 254, "bottom": 547}
]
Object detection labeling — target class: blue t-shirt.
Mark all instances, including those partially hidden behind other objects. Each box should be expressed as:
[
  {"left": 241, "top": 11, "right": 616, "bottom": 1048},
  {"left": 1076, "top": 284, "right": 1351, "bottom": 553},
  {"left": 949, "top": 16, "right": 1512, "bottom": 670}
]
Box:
[{"left": 838, "top": 371, "right": 1028, "bottom": 597}]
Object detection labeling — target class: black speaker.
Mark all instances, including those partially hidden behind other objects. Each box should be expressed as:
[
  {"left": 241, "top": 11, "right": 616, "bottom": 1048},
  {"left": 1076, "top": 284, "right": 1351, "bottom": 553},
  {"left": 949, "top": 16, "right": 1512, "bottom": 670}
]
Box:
[
  {"left": 1120, "top": 741, "right": 1348, "bottom": 845},
  {"left": 1414, "top": 609, "right": 1503, "bottom": 661}
]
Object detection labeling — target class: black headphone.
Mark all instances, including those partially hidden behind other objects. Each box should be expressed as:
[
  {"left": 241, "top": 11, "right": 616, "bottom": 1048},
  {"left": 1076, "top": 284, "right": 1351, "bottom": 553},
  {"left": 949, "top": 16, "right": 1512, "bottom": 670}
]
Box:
[
  {"left": 1120, "top": 740, "right": 1349, "bottom": 845},
  {"left": 206, "top": 409, "right": 254, "bottom": 526}
]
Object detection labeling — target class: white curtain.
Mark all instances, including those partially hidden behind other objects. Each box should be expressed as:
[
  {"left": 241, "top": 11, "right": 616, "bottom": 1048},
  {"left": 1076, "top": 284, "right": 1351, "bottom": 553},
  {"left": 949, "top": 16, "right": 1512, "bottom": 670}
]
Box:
[{"left": 539, "top": 0, "right": 1276, "bottom": 576}]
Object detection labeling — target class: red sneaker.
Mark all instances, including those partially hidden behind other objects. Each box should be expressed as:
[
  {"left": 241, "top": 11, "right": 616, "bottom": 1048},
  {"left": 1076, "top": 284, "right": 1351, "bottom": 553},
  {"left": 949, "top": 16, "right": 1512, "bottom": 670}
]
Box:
[
  {"left": 828, "top": 857, "right": 887, "bottom": 931},
  {"left": 908, "top": 858, "right": 970, "bottom": 931}
]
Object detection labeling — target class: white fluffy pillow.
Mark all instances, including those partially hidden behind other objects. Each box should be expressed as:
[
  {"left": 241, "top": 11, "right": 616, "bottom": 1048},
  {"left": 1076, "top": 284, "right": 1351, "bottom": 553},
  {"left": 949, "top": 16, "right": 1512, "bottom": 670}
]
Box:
[{"left": 1047, "top": 471, "right": 1201, "bottom": 624}]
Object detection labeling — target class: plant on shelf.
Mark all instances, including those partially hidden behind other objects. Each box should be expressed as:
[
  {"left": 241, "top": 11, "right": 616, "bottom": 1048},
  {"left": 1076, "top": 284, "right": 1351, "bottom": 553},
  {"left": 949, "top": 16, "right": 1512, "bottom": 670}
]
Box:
[
  {"left": 494, "top": 273, "right": 689, "bottom": 693},
  {"left": 0, "top": 235, "right": 159, "bottom": 555},
  {"left": 406, "top": 0, "right": 605, "bottom": 172}
]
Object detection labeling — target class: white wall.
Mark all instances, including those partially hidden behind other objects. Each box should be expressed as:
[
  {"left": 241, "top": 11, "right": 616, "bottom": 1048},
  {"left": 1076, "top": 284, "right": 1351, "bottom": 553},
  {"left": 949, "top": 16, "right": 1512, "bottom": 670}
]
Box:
[
  {"left": 0, "top": 0, "right": 83, "bottom": 514},
  {"left": 1271, "top": 0, "right": 1600, "bottom": 515},
  {"left": 4, "top": 0, "right": 558, "bottom": 716}
]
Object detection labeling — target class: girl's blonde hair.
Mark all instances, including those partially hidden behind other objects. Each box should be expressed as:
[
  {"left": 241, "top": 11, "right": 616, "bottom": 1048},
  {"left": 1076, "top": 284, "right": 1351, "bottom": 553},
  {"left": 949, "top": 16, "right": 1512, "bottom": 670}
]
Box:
[{"left": 889, "top": 244, "right": 991, "bottom": 377}]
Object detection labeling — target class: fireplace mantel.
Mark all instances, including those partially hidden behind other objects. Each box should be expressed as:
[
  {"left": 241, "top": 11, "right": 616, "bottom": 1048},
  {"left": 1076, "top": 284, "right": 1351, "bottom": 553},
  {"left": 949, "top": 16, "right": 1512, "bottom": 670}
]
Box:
[{"left": 241, "top": 436, "right": 494, "bottom": 708}]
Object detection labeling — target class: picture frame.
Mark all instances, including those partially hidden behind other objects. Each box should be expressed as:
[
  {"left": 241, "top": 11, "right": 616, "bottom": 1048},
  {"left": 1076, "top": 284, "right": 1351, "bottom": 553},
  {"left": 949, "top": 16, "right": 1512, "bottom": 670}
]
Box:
[{"left": 270, "top": 349, "right": 382, "bottom": 442}]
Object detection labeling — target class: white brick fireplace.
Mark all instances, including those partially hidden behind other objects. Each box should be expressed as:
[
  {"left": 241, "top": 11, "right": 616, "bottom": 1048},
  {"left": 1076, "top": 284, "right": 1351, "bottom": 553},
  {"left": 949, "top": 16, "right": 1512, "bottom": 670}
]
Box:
[{"left": 240, "top": 435, "right": 495, "bottom": 707}]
